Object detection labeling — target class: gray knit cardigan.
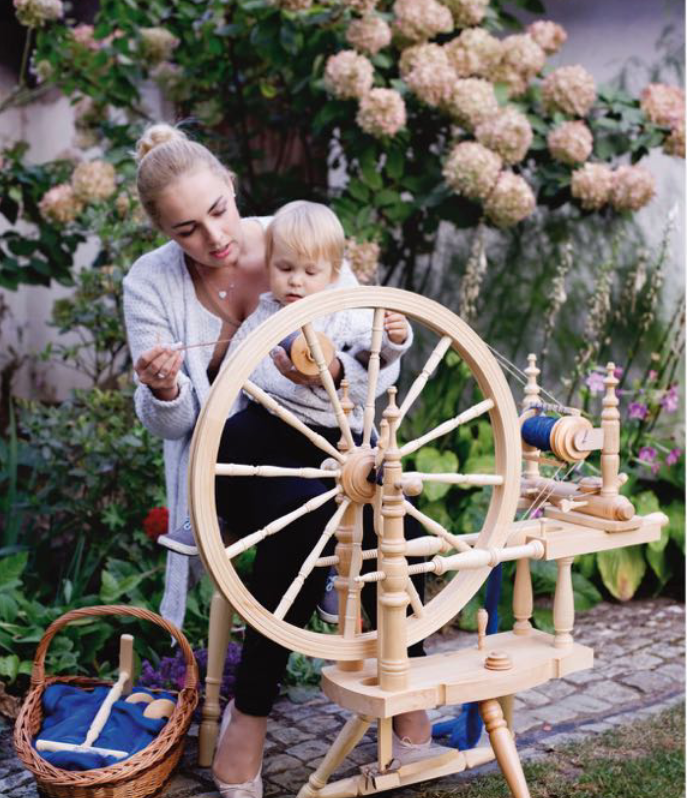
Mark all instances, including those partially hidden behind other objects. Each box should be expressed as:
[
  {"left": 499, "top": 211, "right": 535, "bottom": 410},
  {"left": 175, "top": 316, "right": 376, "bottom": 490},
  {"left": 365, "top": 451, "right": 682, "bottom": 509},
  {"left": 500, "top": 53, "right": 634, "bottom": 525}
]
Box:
[{"left": 123, "top": 225, "right": 403, "bottom": 628}]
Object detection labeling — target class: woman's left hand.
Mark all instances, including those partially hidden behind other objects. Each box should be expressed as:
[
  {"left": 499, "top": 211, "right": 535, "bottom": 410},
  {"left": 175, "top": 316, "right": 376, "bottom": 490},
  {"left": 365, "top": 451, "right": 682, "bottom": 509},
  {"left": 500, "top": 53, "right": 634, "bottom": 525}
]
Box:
[{"left": 271, "top": 346, "right": 342, "bottom": 387}]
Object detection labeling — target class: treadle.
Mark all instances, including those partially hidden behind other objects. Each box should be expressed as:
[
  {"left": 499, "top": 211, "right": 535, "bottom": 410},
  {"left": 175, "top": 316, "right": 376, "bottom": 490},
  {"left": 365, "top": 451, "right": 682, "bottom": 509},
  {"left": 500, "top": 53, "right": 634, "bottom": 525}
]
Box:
[
  {"left": 316, "top": 746, "right": 495, "bottom": 798},
  {"left": 322, "top": 630, "right": 593, "bottom": 718}
]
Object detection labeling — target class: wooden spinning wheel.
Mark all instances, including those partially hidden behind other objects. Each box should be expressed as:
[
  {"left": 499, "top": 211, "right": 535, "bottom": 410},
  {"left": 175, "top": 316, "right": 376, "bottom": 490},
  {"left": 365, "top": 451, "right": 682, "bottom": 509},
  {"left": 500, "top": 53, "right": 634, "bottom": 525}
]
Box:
[{"left": 188, "top": 287, "right": 522, "bottom": 661}]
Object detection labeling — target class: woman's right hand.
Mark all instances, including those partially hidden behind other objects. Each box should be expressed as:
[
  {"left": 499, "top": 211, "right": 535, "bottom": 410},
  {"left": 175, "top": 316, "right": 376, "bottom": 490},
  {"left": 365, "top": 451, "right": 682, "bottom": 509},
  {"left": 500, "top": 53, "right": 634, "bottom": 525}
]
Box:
[{"left": 135, "top": 344, "right": 184, "bottom": 400}]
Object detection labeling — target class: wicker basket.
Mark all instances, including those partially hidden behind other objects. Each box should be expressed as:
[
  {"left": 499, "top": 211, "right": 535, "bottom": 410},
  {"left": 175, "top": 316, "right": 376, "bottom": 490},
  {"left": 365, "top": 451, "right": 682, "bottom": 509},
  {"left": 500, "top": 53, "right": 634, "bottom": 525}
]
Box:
[{"left": 14, "top": 604, "right": 199, "bottom": 798}]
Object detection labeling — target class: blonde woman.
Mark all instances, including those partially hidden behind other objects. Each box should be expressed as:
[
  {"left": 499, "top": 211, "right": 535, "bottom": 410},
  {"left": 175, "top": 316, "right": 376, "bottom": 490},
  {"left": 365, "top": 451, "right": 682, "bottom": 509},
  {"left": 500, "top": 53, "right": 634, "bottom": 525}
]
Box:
[{"left": 124, "top": 125, "right": 437, "bottom": 798}]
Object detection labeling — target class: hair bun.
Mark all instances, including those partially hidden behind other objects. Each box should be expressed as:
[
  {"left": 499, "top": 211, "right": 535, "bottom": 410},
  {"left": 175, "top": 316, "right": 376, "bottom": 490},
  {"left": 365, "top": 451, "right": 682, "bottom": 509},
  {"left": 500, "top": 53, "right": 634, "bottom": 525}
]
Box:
[{"left": 135, "top": 124, "right": 188, "bottom": 163}]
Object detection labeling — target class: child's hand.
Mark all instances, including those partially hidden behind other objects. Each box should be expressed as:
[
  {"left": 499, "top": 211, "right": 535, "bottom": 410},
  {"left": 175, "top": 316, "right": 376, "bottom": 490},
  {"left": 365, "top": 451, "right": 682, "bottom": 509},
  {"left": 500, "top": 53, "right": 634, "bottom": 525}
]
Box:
[{"left": 384, "top": 311, "right": 408, "bottom": 345}]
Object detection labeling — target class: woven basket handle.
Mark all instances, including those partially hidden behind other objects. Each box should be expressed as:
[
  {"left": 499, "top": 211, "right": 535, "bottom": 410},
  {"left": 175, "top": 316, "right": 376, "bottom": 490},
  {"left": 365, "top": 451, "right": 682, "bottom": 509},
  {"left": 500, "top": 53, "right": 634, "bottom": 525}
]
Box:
[{"left": 30, "top": 604, "right": 199, "bottom": 691}]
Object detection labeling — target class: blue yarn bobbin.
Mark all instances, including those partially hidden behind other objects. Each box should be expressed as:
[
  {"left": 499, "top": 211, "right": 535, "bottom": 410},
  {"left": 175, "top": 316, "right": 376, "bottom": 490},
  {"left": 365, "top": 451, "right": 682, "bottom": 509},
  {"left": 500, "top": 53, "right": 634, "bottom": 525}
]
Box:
[{"left": 521, "top": 415, "right": 558, "bottom": 452}]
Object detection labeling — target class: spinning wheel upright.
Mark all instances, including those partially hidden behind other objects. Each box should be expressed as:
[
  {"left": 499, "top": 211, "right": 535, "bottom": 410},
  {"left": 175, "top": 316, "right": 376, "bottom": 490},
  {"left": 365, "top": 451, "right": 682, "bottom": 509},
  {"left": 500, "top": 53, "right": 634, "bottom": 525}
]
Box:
[{"left": 189, "top": 287, "right": 667, "bottom": 798}]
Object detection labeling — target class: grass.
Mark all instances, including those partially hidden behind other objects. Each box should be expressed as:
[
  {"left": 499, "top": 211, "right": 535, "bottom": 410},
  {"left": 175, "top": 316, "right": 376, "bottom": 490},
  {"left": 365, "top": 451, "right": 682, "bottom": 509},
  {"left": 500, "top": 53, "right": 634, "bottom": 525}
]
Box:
[{"left": 425, "top": 703, "right": 685, "bottom": 798}]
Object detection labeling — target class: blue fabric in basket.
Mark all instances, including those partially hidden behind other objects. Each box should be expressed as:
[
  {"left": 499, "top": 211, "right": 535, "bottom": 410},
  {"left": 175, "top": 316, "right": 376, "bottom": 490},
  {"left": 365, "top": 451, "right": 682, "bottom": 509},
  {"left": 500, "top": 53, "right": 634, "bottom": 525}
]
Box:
[{"left": 35, "top": 684, "right": 175, "bottom": 770}]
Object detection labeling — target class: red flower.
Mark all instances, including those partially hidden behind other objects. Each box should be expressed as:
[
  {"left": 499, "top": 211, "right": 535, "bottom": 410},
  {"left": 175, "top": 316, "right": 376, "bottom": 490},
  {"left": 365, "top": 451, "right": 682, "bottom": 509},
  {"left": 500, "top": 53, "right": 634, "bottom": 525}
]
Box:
[{"left": 143, "top": 507, "right": 169, "bottom": 541}]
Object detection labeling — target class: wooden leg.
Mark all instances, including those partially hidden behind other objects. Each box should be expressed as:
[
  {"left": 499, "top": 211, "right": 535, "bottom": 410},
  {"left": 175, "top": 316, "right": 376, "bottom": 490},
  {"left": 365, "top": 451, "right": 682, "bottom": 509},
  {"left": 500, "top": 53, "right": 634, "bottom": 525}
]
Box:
[
  {"left": 198, "top": 590, "right": 232, "bottom": 767},
  {"left": 498, "top": 694, "right": 515, "bottom": 736},
  {"left": 297, "top": 714, "right": 372, "bottom": 798},
  {"left": 479, "top": 699, "right": 531, "bottom": 798}
]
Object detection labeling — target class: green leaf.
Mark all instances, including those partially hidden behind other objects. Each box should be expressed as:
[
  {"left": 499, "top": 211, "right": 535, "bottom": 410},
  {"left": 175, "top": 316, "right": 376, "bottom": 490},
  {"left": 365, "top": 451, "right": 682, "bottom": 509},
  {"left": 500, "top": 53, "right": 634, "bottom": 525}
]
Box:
[
  {"left": 597, "top": 546, "right": 646, "bottom": 601},
  {"left": 0, "top": 553, "right": 27, "bottom": 590},
  {"left": 646, "top": 542, "right": 673, "bottom": 586},
  {"left": 359, "top": 161, "right": 383, "bottom": 191},
  {"left": 532, "top": 606, "right": 554, "bottom": 633},
  {"left": 415, "top": 447, "right": 458, "bottom": 501},
  {"left": 572, "top": 572, "right": 602, "bottom": 611},
  {"left": 0, "top": 654, "right": 19, "bottom": 682},
  {"left": 666, "top": 501, "right": 685, "bottom": 553},
  {"left": 347, "top": 178, "right": 370, "bottom": 203},
  {"left": 385, "top": 148, "right": 405, "bottom": 180}
]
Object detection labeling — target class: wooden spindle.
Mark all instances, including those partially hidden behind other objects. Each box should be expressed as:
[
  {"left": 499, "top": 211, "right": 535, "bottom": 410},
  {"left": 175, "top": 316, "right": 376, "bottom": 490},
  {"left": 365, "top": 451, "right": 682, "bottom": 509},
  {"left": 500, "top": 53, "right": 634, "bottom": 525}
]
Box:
[
  {"left": 378, "top": 388, "right": 409, "bottom": 692},
  {"left": 553, "top": 556, "right": 575, "bottom": 648},
  {"left": 601, "top": 362, "right": 620, "bottom": 498},
  {"left": 512, "top": 556, "right": 533, "bottom": 635},
  {"left": 522, "top": 354, "right": 541, "bottom": 480}
]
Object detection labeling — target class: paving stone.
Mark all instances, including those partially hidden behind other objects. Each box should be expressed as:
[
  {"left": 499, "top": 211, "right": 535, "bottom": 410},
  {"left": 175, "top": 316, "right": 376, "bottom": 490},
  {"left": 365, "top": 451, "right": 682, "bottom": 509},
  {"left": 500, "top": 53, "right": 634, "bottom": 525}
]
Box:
[
  {"left": 620, "top": 651, "right": 665, "bottom": 671},
  {"left": 655, "top": 662, "right": 687, "bottom": 683},
  {"left": 557, "top": 693, "right": 613, "bottom": 715},
  {"left": 286, "top": 738, "right": 333, "bottom": 762},
  {"left": 0, "top": 770, "right": 35, "bottom": 792},
  {"left": 537, "top": 679, "right": 577, "bottom": 700},
  {"left": 619, "top": 670, "right": 677, "bottom": 694},
  {"left": 163, "top": 775, "right": 206, "bottom": 797},
  {"left": 563, "top": 669, "right": 603, "bottom": 685},
  {"left": 529, "top": 703, "right": 581, "bottom": 724},
  {"left": 269, "top": 726, "right": 315, "bottom": 747},
  {"left": 268, "top": 765, "right": 313, "bottom": 791},
  {"left": 584, "top": 680, "right": 641, "bottom": 704},
  {"left": 512, "top": 712, "right": 542, "bottom": 734},
  {"left": 579, "top": 721, "right": 614, "bottom": 733},
  {"left": 263, "top": 753, "right": 303, "bottom": 776},
  {"left": 298, "top": 714, "right": 342, "bottom": 735},
  {"left": 518, "top": 688, "right": 550, "bottom": 707}
]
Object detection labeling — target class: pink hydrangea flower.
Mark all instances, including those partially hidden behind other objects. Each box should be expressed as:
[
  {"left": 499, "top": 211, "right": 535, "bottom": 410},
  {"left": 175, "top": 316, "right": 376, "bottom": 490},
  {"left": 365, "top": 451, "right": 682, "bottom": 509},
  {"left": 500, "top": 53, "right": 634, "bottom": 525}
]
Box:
[
  {"left": 356, "top": 88, "right": 406, "bottom": 137},
  {"left": 392, "top": 0, "right": 453, "bottom": 43},
  {"left": 324, "top": 50, "right": 374, "bottom": 100},
  {"left": 640, "top": 83, "right": 685, "bottom": 128},
  {"left": 527, "top": 20, "right": 567, "bottom": 55},
  {"left": 346, "top": 14, "right": 392, "bottom": 56},
  {"left": 571, "top": 162, "right": 614, "bottom": 211},
  {"left": 547, "top": 121, "right": 593, "bottom": 165},
  {"left": 542, "top": 65, "right": 596, "bottom": 117},
  {"left": 610, "top": 165, "right": 656, "bottom": 212}
]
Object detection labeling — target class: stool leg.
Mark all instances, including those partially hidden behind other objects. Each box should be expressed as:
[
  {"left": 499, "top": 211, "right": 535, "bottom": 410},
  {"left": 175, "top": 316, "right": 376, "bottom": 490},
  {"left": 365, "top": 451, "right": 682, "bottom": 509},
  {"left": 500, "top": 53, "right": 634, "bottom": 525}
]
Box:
[
  {"left": 198, "top": 590, "right": 232, "bottom": 767},
  {"left": 479, "top": 699, "right": 531, "bottom": 798}
]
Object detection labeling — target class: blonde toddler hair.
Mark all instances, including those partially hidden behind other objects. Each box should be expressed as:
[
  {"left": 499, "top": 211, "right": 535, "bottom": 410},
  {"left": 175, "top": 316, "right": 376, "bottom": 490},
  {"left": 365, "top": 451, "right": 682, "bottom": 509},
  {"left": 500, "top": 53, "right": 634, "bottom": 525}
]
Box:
[
  {"left": 265, "top": 201, "right": 345, "bottom": 275},
  {"left": 134, "top": 123, "right": 235, "bottom": 226}
]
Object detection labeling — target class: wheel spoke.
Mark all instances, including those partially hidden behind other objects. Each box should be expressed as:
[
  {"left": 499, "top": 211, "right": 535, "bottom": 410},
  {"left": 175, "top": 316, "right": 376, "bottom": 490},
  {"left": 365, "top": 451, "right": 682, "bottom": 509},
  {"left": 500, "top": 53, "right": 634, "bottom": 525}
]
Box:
[
  {"left": 215, "top": 463, "right": 340, "bottom": 479},
  {"left": 274, "top": 498, "right": 351, "bottom": 621},
  {"left": 399, "top": 398, "right": 494, "bottom": 457},
  {"left": 406, "top": 578, "right": 425, "bottom": 618},
  {"left": 302, "top": 323, "right": 356, "bottom": 450},
  {"left": 397, "top": 335, "right": 452, "bottom": 425},
  {"left": 362, "top": 308, "right": 386, "bottom": 448},
  {"left": 225, "top": 486, "right": 342, "bottom": 559},
  {"left": 403, "top": 500, "right": 472, "bottom": 552},
  {"left": 342, "top": 504, "right": 365, "bottom": 638},
  {"left": 243, "top": 380, "right": 344, "bottom": 463},
  {"left": 403, "top": 471, "right": 503, "bottom": 487}
]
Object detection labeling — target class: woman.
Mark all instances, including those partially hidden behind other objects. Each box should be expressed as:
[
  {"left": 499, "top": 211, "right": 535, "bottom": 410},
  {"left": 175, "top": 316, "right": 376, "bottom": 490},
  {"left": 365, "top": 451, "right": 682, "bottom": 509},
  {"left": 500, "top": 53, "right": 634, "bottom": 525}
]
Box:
[{"left": 124, "top": 125, "right": 435, "bottom": 798}]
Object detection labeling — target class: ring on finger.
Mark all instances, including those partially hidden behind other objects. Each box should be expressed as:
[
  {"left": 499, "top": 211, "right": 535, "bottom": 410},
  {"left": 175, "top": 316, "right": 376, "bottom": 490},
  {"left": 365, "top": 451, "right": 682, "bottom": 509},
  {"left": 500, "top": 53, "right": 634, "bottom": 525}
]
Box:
[{"left": 157, "top": 371, "right": 166, "bottom": 379}]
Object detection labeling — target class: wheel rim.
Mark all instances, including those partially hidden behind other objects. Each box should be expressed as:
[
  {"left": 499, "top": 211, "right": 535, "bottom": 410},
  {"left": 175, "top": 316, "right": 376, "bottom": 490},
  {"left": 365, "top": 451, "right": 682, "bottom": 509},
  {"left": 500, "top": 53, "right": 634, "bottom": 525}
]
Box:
[{"left": 189, "top": 287, "right": 521, "bottom": 660}]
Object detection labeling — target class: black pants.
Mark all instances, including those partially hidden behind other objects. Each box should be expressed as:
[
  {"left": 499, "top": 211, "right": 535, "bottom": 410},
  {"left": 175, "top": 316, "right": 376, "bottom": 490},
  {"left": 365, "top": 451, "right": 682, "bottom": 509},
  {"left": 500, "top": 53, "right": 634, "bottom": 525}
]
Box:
[{"left": 216, "top": 402, "right": 425, "bottom": 717}]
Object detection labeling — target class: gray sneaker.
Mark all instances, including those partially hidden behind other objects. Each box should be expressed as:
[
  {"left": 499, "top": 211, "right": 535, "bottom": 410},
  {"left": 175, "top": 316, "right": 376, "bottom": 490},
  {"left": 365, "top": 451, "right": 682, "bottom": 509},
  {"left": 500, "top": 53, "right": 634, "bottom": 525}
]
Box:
[
  {"left": 317, "top": 570, "right": 339, "bottom": 624},
  {"left": 158, "top": 516, "right": 198, "bottom": 556}
]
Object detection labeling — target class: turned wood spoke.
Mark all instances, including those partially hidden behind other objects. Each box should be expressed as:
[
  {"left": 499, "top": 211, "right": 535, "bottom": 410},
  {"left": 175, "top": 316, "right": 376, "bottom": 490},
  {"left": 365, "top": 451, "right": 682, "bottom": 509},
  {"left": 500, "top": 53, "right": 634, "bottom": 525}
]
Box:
[
  {"left": 397, "top": 335, "right": 453, "bottom": 425},
  {"left": 404, "top": 471, "right": 504, "bottom": 487},
  {"left": 243, "top": 380, "right": 344, "bottom": 463},
  {"left": 403, "top": 500, "right": 472, "bottom": 553},
  {"left": 362, "top": 307, "right": 386, "bottom": 449},
  {"left": 274, "top": 498, "right": 351, "bottom": 621},
  {"left": 399, "top": 398, "right": 495, "bottom": 458},
  {"left": 215, "top": 463, "right": 340, "bottom": 479},
  {"left": 302, "top": 323, "right": 355, "bottom": 450},
  {"left": 342, "top": 504, "right": 365, "bottom": 638},
  {"left": 225, "top": 486, "right": 342, "bottom": 559},
  {"left": 406, "top": 577, "right": 425, "bottom": 618}
]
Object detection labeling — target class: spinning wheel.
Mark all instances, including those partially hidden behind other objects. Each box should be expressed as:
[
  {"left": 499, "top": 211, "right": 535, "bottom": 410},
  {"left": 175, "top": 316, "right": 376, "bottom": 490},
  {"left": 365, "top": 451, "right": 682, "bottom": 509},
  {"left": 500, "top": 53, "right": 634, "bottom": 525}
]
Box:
[{"left": 188, "top": 287, "right": 521, "bottom": 661}]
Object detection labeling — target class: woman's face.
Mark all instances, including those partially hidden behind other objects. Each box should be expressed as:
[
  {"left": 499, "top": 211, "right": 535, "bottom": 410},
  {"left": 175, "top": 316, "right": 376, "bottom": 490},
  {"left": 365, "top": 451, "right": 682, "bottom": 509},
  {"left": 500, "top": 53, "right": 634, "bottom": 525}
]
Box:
[{"left": 156, "top": 167, "right": 243, "bottom": 268}]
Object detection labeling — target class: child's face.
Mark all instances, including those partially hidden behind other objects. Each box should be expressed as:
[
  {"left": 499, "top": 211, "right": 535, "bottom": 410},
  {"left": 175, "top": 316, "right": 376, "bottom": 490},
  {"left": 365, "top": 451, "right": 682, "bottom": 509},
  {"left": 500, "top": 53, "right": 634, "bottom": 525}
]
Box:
[{"left": 269, "top": 238, "right": 337, "bottom": 304}]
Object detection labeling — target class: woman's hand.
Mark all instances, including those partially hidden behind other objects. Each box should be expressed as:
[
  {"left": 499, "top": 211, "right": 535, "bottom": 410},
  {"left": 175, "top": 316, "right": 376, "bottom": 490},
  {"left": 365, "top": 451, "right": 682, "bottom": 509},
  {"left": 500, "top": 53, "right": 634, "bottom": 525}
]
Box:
[
  {"left": 271, "top": 346, "right": 342, "bottom": 387},
  {"left": 134, "top": 343, "right": 184, "bottom": 401}
]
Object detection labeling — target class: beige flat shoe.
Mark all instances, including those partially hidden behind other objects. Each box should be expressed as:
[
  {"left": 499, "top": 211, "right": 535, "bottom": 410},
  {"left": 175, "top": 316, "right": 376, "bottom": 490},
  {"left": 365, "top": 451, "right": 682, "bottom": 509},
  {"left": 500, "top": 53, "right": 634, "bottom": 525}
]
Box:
[
  {"left": 212, "top": 700, "right": 264, "bottom": 798},
  {"left": 391, "top": 730, "right": 454, "bottom": 766}
]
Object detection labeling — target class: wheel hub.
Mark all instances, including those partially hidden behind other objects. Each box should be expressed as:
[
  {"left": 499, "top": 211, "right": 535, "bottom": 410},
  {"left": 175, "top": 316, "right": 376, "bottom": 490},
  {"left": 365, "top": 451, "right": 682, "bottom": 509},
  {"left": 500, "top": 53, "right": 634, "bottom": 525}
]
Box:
[{"left": 340, "top": 449, "right": 377, "bottom": 504}]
